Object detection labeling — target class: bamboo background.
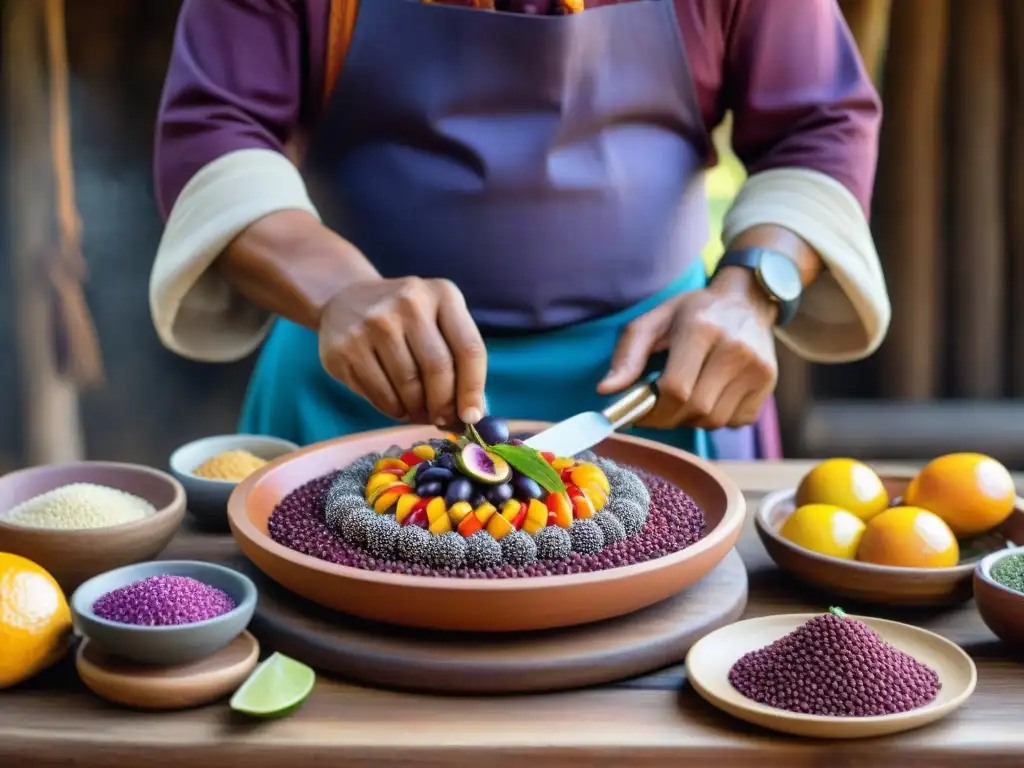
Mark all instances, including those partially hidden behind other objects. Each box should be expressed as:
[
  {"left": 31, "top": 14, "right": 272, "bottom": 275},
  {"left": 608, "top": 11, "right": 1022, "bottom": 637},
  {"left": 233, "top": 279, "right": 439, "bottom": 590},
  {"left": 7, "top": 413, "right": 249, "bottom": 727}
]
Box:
[{"left": 1, "top": 0, "right": 1022, "bottom": 470}]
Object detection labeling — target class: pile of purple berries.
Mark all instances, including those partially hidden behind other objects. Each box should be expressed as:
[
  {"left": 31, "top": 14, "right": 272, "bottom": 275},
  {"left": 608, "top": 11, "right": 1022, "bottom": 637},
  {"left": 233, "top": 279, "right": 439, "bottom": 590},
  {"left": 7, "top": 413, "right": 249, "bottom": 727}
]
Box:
[{"left": 728, "top": 609, "right": 942, "bottom": 717}]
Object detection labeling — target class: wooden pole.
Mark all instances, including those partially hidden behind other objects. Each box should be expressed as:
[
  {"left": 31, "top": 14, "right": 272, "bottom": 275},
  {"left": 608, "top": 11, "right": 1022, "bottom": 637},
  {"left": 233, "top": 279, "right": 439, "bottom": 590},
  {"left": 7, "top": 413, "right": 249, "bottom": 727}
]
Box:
[
  {"left": 3, "top": 0, "right": 86, "bottom": 464},
  {"left": 838, "top": 0, "right": 893, "bottom": 85},
  {"left": 873, "top": 0, "right": 948, "bottom": 400},
  {"left": 1006, "top": 1, "right": 1024, "bottom": 396},
  {"left": 947, "top": 0, "right": 1006, "bottom": 398}
]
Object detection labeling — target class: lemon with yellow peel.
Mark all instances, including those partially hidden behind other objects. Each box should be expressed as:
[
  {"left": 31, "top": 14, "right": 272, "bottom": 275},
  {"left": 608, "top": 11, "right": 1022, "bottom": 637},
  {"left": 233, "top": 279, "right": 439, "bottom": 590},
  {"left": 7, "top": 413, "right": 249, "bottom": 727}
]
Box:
[
  {"left": 856, "top": 506, "right": 960, "bottom": 569},
  {"left": 795, "top": 458, "right": 889, "bottom": 522},
  {"left": 0, "top": 553, "right": 72, "bottom": 688},
  {"left": 779, "top": 504, "right": 867, "bottom": 560}
]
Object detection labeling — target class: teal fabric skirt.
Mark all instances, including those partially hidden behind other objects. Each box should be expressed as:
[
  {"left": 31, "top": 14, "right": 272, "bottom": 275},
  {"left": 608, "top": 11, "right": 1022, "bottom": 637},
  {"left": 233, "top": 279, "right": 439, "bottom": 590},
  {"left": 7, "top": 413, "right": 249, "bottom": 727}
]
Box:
[{"left": 239, "top": 261, "right": 713, "bottom": 458}]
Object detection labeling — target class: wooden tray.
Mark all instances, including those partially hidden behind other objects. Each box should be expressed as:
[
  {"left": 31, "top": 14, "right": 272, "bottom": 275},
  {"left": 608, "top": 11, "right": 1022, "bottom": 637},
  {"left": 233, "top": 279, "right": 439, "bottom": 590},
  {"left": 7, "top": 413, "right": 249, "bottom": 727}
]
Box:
[{"left": 230, "top": 548, "right": 748, "bottom": 694}]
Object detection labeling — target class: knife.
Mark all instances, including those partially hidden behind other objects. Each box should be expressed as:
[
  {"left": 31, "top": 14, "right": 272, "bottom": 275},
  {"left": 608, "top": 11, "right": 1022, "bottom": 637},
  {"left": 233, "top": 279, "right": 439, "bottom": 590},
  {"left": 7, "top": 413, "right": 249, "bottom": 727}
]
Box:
[{"left": 524, "top": 367, "right": 663, "bottom": 457}]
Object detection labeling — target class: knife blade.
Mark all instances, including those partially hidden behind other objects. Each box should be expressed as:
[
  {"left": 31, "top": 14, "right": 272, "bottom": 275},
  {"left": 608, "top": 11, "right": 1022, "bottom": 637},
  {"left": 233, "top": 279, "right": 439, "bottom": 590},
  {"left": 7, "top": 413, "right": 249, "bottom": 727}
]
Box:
[{"left": 524, "top": 370, "right": 662, "bottom": 457}]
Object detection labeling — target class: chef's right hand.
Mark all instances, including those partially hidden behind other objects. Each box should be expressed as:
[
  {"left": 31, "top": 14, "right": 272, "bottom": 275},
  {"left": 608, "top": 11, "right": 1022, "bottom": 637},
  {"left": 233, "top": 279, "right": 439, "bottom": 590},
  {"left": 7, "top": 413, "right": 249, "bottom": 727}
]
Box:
[{"left": 317, "top": 276, "right": 488, "bottom": 427}]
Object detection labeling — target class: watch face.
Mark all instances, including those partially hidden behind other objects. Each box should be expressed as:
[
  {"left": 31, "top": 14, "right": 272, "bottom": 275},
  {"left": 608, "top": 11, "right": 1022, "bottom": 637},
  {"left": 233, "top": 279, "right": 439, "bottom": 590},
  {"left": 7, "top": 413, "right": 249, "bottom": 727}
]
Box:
[{"left": 759, "top": 251, "right": 803, "bottom": 302}]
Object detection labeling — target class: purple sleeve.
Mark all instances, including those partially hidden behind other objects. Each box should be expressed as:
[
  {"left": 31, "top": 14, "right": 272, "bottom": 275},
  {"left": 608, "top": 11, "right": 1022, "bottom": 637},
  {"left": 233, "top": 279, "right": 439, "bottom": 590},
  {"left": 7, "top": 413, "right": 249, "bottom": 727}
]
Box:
[
  {"left": 722, "top": 0, "right": 882, "bottom": 213},
  {"left": 154, "top": 0, "right": 305, "bottom": 218}
]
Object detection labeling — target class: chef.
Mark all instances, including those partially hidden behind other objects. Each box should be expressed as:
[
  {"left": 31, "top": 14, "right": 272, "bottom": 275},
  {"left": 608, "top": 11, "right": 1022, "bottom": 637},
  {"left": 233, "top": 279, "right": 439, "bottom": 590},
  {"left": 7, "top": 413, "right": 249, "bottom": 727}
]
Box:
[{"left": 149, "top": 0, "right": 890, "bottom": 459}]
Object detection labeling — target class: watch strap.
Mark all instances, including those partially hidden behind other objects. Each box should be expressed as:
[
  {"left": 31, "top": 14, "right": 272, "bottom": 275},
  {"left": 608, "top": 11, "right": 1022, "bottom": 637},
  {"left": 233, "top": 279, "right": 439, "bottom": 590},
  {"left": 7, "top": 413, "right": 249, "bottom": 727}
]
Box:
[{"left": 712, "top": 247, "right": 801, "bottom": 327}]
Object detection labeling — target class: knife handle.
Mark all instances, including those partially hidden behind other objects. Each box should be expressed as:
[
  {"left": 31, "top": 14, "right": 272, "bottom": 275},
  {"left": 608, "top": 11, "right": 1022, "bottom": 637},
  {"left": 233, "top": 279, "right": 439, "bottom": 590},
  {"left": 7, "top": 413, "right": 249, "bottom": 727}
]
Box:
[{"left": 601, "top": 352, "right": 667, "bottom": 430}]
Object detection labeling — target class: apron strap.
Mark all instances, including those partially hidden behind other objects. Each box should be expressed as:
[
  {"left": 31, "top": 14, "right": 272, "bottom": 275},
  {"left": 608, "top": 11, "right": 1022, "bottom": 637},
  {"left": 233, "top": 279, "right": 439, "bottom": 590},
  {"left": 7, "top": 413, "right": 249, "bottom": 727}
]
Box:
[{"left": 324, "top": 0, "right": 359, "bottom": 109}]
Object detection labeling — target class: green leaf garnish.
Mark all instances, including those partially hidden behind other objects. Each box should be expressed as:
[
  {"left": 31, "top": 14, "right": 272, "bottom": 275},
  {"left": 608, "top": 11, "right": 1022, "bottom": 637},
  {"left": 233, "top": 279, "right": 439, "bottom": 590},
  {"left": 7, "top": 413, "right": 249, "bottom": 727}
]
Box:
[
  {"left": 488, "top": 443, "right": 566, "bottom": 494},
  {"left": 828, "top": 606, "right": 848, "bottom": 619},
  {"left": 400, "top": 465, "right": 419, "bottom": 486}
]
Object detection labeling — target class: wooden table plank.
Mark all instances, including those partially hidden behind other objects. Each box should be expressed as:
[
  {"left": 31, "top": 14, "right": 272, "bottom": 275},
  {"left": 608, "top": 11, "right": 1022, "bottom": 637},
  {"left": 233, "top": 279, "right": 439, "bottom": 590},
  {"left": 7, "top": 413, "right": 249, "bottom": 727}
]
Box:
[{"left": 3, "top": 461, "right": 1022, "bottom": 767}]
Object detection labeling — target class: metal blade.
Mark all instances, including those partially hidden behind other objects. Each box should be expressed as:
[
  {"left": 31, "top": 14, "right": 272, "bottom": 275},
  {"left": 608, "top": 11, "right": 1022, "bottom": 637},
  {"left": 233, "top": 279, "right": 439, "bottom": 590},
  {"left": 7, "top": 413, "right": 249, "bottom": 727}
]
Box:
[{"left": 523, "top": 411, "right": 615, "bottom": 457}]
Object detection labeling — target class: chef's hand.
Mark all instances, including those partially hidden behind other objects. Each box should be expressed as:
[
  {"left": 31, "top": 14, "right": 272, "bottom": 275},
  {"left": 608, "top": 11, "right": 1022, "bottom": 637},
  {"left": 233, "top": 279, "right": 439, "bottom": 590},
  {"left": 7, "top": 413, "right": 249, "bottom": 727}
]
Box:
[
  {"left": 596, "top": 268, "right": 778, "bottom": 430},
  {"left": 318, "top": 276, "right": 488, "bottom": 427}
]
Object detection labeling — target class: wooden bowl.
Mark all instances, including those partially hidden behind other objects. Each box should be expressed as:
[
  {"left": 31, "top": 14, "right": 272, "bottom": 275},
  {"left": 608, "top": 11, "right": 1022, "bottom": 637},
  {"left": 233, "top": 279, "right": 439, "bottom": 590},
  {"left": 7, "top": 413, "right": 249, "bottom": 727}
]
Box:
[
  {"left": 686, "top": 613, "right": 977, "bottom": 739},
  {"left": 0, "top": 462, "right": 186, "bottom": 592},
  {"left": 756, "top": 474, "right": 1024, "bottom": 606},
  {"left": 228, "top": 421, "right": 746, "bottom": 632},
  {"left": 974, "top": 546, "right": 1024, "bottom": 649}
]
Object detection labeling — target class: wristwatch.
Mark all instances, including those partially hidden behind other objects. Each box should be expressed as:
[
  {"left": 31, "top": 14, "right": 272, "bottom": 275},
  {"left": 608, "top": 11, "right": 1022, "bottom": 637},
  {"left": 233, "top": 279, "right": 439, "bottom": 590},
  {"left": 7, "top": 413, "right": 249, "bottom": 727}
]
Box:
[{"left": 712, "top": 247, "right": 803, "bottom": 327}]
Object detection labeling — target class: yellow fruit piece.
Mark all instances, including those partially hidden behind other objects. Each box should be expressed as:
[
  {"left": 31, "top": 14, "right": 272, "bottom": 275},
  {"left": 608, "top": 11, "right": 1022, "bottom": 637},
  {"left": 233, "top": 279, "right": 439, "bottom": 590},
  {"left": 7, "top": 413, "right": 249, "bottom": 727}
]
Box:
[
  {"left": 447, "top": 501, "right": 473, "bottom": 526},
  {"left": 551, "top": 457, "right": 575, "bottom": 471},
  {"left": 373, "top": 458, "right": 408, "bottom": 473},
  {"left": 374, "top": 489, "right": 405, "bottom": 514},
  {"left": 571, "top": 464, "right": 610, "bottom": 496},
  {"left": 365, "top": 473, "right": 399, "bottom": 502},
  {"left": 795, "top": 458, "right": 889, "bottom": 522},
  {"left": 395, "top": 494, "right": 420, "bottom": 525},
  {"left": 425, "top": 497, "right": 448, "bottom": 524},
  {"left": 412, "top": 444, "right": 436, "bottom": 461},
  {"left": 428, "top": 515, "right": 452, "bottom": 535},
  {"left": 0, "top": 553, "right": 71, "bottom": 689},
  {"left": 778, "top": 504, "right": 866, "bottom": 560},
  {"left": 857, "top": 506, "right": 960, "bottom": 568},
  {"left": 580, "top": 483, "right": 607, "bottom": 511},
  {"left": 904, "top": 453, "right": 1016, "bottom": 538}
]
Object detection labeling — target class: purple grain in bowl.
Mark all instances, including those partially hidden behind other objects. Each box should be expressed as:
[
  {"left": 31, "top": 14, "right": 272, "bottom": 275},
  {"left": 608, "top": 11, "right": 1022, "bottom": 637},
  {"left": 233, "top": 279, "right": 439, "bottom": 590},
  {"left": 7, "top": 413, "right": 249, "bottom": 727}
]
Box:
[
  {"left": 267, "top": 465, "right": 707, "bottom": 579},
  {"left": 92, "top": 574, "right": 236, "bottom": 626}
]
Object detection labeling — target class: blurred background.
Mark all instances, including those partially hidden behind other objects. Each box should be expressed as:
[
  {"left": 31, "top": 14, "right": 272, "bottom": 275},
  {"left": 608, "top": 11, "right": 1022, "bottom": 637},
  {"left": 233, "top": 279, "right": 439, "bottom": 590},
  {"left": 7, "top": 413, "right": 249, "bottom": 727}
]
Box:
[{"left": 1, "top": 0, "right": 1020, "bottom": 471}]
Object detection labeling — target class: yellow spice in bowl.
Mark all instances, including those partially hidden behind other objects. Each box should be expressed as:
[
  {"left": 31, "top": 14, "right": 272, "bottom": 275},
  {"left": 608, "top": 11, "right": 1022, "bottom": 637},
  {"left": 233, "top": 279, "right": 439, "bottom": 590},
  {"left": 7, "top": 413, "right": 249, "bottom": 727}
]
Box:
[{"left": 192, "top": 450, "right": 268, "bottom": 482}]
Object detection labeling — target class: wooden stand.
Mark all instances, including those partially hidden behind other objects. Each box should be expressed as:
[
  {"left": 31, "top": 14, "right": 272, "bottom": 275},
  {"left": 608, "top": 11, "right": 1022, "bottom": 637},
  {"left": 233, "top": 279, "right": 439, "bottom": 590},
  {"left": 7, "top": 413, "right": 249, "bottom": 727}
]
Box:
[{"left": 231, "top": 549, "right": 748, "bottom": 695}]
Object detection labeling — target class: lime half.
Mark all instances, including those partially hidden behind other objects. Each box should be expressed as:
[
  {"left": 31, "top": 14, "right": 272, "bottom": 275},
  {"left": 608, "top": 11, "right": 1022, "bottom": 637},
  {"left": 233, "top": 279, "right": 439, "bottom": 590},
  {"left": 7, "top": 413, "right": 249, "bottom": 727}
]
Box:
[{"left": 230, "top": 652, "right": 316, "bottom": 718}]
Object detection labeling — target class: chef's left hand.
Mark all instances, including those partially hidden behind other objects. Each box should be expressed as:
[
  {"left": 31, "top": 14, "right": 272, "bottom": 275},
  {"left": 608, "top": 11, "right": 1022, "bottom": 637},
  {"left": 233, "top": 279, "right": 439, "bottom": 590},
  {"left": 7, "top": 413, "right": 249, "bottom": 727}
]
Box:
[{"left": 597, "top": 268, "right": 778, "bottom": 430}]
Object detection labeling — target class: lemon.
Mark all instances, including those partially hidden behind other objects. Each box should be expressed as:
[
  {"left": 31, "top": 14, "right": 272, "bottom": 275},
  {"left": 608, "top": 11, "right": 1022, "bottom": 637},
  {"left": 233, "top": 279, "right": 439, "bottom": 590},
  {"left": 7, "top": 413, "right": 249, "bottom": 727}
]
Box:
[
  {"left": 905, "top": 453, "right": 1016, "bottom": 538},
  {"left": 0, "top": 552, "right": 72, "bottom": 688},
  {"left": 779, "top": 504, "right": 866, "bottom": 560},
  {"left": 795, "top": 458, "right": 889, "bottom": 522},
  {"left": 856, "top": 506, "right": 959, "bottom": 568}
]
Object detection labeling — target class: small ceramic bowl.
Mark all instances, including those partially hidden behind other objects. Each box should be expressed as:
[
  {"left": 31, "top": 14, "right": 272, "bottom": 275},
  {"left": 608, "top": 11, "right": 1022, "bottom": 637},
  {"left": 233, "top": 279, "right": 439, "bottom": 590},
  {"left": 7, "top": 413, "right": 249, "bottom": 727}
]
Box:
[
  {"left": 974, "top": 547, "right": 1024, "bottom": 649},
  {"left": 170, "top": 434, "right": 299, "bottom": 531},
  {"left": 0, "top": 462, "right": 186, "bottom": 592},
  {"left": 70, "top": 560, "right": 257, "bottom": 666},
  {"left": 756, "top": 474, "right": 1024, "bottom": 606}
]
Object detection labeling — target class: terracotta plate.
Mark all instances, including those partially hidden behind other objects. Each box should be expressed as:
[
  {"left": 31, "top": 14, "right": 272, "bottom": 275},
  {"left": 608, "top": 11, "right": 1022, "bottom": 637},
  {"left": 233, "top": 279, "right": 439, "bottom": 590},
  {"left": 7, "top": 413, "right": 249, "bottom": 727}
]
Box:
[
  {"left": 686, "top": 614, "right": 977, "bottom": 739},
  {"left": 227, "top": 421, "right": 745, "bottom": 632},
  {"left": 756, "top": 474, "right": 1024, "bottom": 606}
]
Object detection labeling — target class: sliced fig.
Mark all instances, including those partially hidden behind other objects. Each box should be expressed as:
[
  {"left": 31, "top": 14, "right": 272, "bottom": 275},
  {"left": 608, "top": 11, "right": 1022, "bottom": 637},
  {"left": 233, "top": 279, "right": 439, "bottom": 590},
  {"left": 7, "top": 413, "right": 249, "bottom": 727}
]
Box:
[{"left": 456, "top": 443, "right": 512, "bottom": 485}]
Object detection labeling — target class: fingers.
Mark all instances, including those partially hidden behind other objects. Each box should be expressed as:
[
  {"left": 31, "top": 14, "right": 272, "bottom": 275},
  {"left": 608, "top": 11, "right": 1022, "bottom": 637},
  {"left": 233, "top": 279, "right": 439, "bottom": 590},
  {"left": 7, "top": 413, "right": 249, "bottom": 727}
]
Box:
[
  {"left": 371, "top": 322, "right": 428, "bottom": 423},
  {"left": 597, "top": 304, "right": 672, "bottom": 394},
  {"left": 435, "top": 280, "right": 488, "bottom": 424},
  {"left": 638, "top": 319, "right": 716, "bottom": 429},
  {"left": 406, "top": 318, "right": 456, "bottom": 426}
]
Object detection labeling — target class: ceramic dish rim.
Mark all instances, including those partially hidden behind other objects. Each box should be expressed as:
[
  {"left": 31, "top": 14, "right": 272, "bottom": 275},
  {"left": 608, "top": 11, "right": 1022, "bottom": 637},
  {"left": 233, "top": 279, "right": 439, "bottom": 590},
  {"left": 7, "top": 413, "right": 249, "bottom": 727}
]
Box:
[
  {"left": 170, "top": 434, "right": 301, "bottom": 490},
  {"left": 685, "top": 612, "right": 978, "bottom": 726},
  {"left": 70, "top": 559, "right": 258, "bottom": 633},
  {"left": 0, "top": 461, "right": 186, "bottom": 537},
  {"left": 755, "top": 482, "right": 1019, "bottom": 578},
  {"left": 975, "top": 544, "right": 1024, "bottom": 597},
  {"left": 227, "top": 422, "right": 747, "bottom": 592}
]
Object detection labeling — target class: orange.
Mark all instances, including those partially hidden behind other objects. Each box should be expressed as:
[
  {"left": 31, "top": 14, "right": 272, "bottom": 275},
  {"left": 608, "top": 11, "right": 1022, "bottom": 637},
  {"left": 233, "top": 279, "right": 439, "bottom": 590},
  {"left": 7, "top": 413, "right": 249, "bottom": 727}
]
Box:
[
  {"left": 904, "top": 453, "right": 1016, "bottom": 538},
  {"left": 856, "top": 506, "right": 959, "bottom": 568},
  {"left": 795, "top": 458, "right": 889, "bottom": 522},
  {"left": 779, "top": 504, "right": 866, "bottom": 560},
  {"left": 0, "top": 553, "right": 72, "bottom": 689}
]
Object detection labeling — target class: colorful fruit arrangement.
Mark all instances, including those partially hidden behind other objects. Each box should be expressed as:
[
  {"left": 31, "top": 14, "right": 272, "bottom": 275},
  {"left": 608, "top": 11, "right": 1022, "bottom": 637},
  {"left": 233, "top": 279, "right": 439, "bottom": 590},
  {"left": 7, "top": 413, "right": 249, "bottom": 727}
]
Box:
[
  {"left": 322, "top": 417, "right": 652, "bottom": 569},
  {"left": 781, "top": 453, "right": 1017, "bottom": 569}
]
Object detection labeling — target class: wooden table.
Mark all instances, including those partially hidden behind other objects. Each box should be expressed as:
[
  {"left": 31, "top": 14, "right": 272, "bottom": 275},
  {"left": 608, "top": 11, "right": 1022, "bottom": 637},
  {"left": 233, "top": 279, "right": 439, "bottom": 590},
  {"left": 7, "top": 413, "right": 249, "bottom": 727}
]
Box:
[{"left": 3, "top": 460, "right": 1023, "bottom": 767}]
